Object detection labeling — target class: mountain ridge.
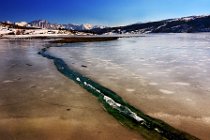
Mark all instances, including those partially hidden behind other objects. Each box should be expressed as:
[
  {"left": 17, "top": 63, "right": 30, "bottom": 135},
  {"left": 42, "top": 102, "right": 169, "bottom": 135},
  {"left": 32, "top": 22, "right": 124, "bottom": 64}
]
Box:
[
  {"left": 29, "top": 19, "right": 106, "bottom": 31},
  {"left": 89, "top": 15, "right": 210, "bottom": 34},
  {"left": 1, "top": 15, "right": 210, "bottom": 34}
]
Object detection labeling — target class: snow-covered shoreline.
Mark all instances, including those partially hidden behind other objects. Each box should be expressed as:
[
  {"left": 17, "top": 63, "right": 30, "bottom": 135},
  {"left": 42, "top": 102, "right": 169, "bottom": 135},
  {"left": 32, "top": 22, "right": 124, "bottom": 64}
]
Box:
[{"left": 1, "top": 34, "right": 72, "bottom": 39}]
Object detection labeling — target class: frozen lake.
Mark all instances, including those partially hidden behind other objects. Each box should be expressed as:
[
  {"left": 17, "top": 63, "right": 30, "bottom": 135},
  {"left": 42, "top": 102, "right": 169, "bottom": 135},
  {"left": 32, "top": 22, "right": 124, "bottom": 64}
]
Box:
[
  {"left": 49, "top": 33, "right": 210, "bottom": 140},
  {"left": 0, "top": 39, "right": 143, "bottom": 140}
]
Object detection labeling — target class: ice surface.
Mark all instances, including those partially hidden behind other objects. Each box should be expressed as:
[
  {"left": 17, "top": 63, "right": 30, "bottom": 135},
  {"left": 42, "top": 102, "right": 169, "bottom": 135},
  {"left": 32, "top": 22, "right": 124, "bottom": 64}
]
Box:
[{"left": 48, "top": 34, "right": 210, "bottom": 139}]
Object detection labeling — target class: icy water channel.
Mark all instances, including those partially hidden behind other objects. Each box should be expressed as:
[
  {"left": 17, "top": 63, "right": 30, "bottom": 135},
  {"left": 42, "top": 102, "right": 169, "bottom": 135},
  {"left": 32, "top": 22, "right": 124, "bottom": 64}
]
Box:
[{"left": 48, "top": 34, "right": 210, "bottom": 140}]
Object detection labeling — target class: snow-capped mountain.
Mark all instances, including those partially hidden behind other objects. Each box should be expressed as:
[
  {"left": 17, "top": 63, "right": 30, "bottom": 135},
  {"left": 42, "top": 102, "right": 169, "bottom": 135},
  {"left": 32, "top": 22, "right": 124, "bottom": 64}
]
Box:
[
  {"left": 29, "top": 20, "right": 65, "bottom": 29},
  {"left": 29, "top": 20, "right": 105, "bottom": 31},
  {"left": 15, "top": 21, "right": 28, "bottom": 27},
  {"left": 63, "top": 23, "right": 92, "bottom": 30}
]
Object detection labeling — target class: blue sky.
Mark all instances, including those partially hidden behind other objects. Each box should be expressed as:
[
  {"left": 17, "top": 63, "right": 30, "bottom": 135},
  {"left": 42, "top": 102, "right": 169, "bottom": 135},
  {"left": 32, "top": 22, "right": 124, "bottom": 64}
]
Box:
[{"left": 1, "top": 0, "right": 210, "bottom": 26}]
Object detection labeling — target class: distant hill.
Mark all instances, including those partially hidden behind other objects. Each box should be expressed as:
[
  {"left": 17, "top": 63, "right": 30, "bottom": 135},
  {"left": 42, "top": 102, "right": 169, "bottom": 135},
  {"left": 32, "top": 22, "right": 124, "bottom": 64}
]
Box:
[{"left": 89, "top": 15, "right": 210, "bottom": 34}]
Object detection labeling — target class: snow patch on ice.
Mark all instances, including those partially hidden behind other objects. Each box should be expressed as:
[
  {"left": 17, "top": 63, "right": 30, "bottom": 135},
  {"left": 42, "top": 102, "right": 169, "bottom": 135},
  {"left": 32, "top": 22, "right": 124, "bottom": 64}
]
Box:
[
  {"left": 76, "top": 77, "right": 81, "bottom": 82},
  {"left": 159, "top": 89, "right": 175, "bottom": 94},
  {"left": 104, "top": 96, "right": 121, "bottom": 108},
  {"left": 103, "top": 95, "right": 144, "bottom": 122},
  {"left": 170, "top": 82, "right": 190, "bottom": 86},
  {"left": 150, "top": 112, "right": 210, "bottom": 123},
  {"left": 186, "top": 98, "right": 193, "bottom": 102},
  {"left": 126, "top": 88, "right": 135, "bottom": 92},
  {"left": 149, "top": 82, "right": 158, "bottom": 86},
  {"left": 2, "top": 80, "right": 14, "bottom": 83},
  {"left": 154, "top": 128, "right": 162, "bottom": 133}
]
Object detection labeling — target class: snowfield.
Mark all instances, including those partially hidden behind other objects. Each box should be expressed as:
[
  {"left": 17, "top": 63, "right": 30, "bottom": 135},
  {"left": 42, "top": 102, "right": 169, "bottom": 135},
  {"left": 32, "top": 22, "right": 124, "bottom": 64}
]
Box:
[{"left": 0, "top": 24, "right": 91, "bottom": 37}]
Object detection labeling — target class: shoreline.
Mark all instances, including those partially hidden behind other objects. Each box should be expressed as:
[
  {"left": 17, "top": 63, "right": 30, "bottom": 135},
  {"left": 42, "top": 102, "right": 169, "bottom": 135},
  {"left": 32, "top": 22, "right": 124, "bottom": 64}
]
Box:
[{"left": 0, "top": 34, "right": 145, "bottom": 40}]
